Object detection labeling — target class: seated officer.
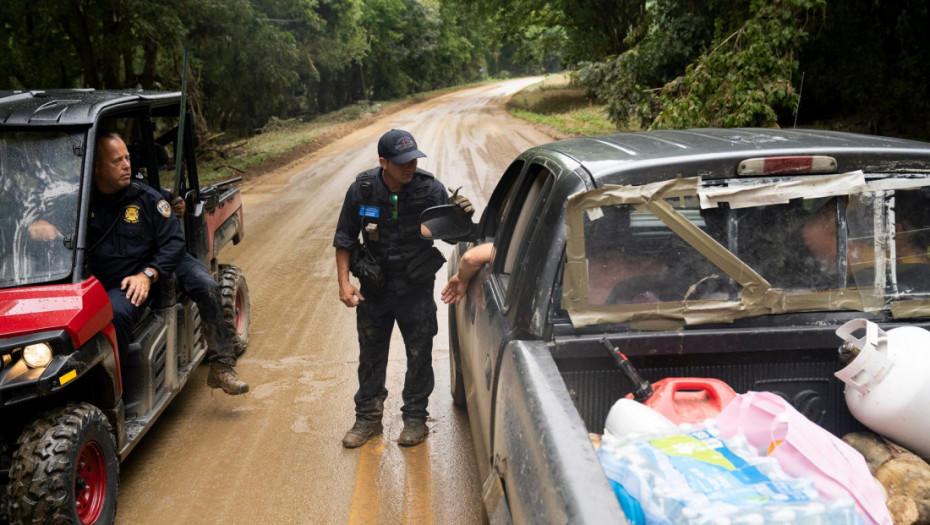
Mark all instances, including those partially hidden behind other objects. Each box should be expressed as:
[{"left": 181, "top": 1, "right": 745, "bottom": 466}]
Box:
[{"left": 86, "top": 132, "right": 185, "bottom": 359}]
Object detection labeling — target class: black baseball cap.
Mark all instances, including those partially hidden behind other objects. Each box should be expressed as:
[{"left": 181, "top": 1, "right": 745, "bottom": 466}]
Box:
[{"left": 377, "top": 129, "right": 426, "bottom": 165}]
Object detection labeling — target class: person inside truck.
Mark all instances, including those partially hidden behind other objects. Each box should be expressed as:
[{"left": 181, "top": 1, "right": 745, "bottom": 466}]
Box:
[
  {"left": 892, "top": 189, "right": 930, "bottom": 291},
  {"left": 441, "top": 243, "right": 494, "bottom": 305},
  {"left": 158, "top": 188, "right": 249, "bottom": 395},
  {"left": 85, "top": 132, "right": 186, "bottom": 360},
  {"left": 797, "top": 194, "right": 930, "bottom": 292}
]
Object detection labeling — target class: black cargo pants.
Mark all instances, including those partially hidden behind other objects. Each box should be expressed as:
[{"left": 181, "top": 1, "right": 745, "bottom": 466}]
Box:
[
  {"left": 354, "top": 284, "right": 437, "bottom": 423},
  {"left": 175, "top": 253, "right": 237, "bottom": 366}
]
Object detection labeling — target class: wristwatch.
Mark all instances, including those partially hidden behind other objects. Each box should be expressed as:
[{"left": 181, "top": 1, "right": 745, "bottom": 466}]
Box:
[{"left": 142, "top": 268, "right": 155, "bottom": 282}]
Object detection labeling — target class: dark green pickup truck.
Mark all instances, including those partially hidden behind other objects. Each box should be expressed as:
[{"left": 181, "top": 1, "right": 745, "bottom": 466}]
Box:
[{"left": 424, "top": 128, "right": 930, "bottom": 524}]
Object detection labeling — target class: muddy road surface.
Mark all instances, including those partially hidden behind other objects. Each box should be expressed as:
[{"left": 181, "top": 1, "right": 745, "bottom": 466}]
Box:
[{"left": 115, "top": 77, "right": 561, "bottom": 524}]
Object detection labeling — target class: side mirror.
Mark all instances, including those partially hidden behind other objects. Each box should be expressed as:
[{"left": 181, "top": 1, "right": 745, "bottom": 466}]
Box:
[{"left": 419, "top": 204, "right": 475, "bottom": 241}]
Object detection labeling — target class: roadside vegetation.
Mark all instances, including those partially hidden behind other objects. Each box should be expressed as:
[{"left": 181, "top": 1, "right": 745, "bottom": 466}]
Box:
[
  {"left": 198, "top": 102, "right": 382, "bottom": 182},
  {"left": 506, "top": 75, "right": 619, "bottom": 136},
  {"left": 4, "top": 0, "right": 927, "bottom": 149}
]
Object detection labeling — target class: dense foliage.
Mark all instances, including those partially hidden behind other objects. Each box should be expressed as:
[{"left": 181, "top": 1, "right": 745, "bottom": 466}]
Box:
[
  {"left": 575, "top": 0, "right": 824, "bottom": 129},
  {"left": 0, "top": 0, "right": 498, "bottom": 136},
  {"left": 2, "top": 0, "right": 927, "bottom": 140},
  {"left": 571, "top": 0, "right": 929, "bottom": 139}
]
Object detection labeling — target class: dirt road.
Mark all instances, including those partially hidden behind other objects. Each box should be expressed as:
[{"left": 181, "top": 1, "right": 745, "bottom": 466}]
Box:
[{"left": 115, "top": 77, "right": 561, "bottom": 524}]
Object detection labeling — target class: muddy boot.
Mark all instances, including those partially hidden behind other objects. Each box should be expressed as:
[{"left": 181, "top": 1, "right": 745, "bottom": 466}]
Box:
[
  {"left": 398, "top": 419, "right": 429, "bottom": 447},
  {"left": 207, "top": 362, "right": 249, "bottom": 395},
  {"left": 342, "top": 419, "right": 383, "bottom": 449}
]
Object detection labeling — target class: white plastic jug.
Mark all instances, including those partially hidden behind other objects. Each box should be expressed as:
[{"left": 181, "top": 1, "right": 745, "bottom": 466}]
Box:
[
  {"left": 835, "top": 319, "right": 930, "bottom": 458},
  {"left": 603, "top": 398, "right": 678, "bottom": 439}
]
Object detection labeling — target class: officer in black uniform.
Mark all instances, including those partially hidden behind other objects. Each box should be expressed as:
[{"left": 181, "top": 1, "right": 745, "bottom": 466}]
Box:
[
  {"left": 86, "top": 133, "right": 185, "bottom": 357},
  {"left": 334, "top": 129, "right": 473, "bottom": 448}
]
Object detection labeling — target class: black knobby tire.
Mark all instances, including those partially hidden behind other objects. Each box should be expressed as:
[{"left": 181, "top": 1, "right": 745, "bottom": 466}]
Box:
[
  {"left": 8, "top": 403, "right": 119, "bottom": 525},
  {"left": 448, "top": 305, "right": 467, "bottom": 408},
  {"left": 219, "top": 264, "right": 251, "bottom": 356},
  {"left": 0, "top": 440, "right": 12, "bottom": 523}
]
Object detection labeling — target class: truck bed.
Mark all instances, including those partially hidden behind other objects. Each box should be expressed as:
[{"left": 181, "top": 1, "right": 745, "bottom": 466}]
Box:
[{"left": 552, "top": 320, "right": 871, "bottom": 438}]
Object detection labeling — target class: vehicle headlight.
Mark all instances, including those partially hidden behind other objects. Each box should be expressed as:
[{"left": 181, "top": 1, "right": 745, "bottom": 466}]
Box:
[{"left": 22, "top": 343, "right": 53, "bottom": 368}]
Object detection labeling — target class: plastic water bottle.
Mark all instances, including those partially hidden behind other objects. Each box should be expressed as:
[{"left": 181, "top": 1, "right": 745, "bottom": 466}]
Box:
[{"left": 597, "top": 418, "right": 865, "bottom": 525}]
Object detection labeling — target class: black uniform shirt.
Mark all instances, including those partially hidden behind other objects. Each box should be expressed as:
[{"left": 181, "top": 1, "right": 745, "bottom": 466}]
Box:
[
  {"left": 87, "top": 182, "right": 185, "bottom": 290},
  {"left": 333, "top": 167, "right": 447, "bottom": 252}
]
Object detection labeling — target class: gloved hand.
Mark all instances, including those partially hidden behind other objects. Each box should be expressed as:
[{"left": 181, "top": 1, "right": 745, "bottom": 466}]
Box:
[
  {"left": 448, "top": 186, "right": 475, "bottom": 217},
  {"left": 168, "top": 190, "right": 186, "bottom": 217}
]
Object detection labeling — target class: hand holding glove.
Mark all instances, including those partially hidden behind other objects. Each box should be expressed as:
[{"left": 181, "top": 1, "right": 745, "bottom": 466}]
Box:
[{"left": 448, "top": 186, "right": 475, "bottom": 217}]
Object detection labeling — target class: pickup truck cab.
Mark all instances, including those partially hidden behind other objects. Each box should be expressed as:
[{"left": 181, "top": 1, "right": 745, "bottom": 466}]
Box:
[{"left": 426, "top": 128, "right": 930, "bottom": 524}]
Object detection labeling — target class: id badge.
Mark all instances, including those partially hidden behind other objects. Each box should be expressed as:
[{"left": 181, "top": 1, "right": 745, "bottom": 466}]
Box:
[{"left": 359, "top": 205, "right": 380, "bottom": 218}]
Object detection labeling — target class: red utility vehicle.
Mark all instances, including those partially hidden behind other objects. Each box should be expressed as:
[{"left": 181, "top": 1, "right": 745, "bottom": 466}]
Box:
[{"left": 0, "top": 90, "right": 250, "bottom": 524}]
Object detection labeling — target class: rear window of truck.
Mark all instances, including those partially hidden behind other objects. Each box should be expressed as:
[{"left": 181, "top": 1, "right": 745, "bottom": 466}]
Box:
[{"left": 562, "top": 173, "right": 930, "bottom": 329}]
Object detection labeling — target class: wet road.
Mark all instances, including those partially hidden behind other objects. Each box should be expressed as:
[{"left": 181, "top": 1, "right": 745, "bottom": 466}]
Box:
[{"left": 115, "top": 77, "right": 559, "bottom": 524}]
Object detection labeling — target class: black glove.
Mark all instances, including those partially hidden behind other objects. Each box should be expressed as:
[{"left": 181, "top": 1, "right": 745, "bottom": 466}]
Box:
[{"left": 448, "top": 186, "right": 475, "bottom": 217}]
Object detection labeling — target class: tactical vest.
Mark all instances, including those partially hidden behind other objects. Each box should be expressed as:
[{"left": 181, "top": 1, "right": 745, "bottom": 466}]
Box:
[{"left": 355, "top": 167, "right": 437, "bottom": 282}]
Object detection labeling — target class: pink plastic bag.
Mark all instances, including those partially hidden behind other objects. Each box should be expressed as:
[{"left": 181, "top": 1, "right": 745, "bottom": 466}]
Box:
[{"left": 717, "top": 391, "right": 891, "bottom": 525}]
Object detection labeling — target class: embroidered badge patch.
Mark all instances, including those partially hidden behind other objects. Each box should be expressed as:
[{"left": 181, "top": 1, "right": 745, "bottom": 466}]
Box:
[
  {"left": 123, "top": 205, "right": 141, "bottom": 223},
  {"left": 157, "top": 200, "right": 172, "bottom": 218}
]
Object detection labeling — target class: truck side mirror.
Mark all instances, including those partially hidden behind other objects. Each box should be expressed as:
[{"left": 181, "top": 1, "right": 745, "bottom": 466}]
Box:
[{"left": 419, "top": 204, "right": 475, "bottom": 241}]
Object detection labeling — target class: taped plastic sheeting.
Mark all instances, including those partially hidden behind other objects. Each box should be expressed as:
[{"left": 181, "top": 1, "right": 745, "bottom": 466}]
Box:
[
  {"left": 697, "top": 171, "right": 868, "bottom": 209},
  {"left": 561, "top": 174, "right": 929, "bottom": 329}
]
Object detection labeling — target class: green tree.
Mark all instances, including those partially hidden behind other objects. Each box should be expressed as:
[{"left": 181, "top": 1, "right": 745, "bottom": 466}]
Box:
[
  {"left": 358, "top": 0, "right": 441, "bottom": 99},
  {"left": 0, "top": 0, "right": 184, "bottom": 89},
  {"left": 180, "top": 0, "right": 303, "bottom": 133},
  {"left": 653, "top": 0, "right": 824, "bottom": 129},
  {"left": 574, "top": 0, "right": 740, "bottom": 128}
]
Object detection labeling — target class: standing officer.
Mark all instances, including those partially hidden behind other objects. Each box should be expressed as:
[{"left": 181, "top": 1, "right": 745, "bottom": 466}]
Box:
[
  {"left": 86, "top": 132, "right": 185, "bottom": 357},
  {"left": 334, "top": 129, "right": 473, "bottom": 448}
]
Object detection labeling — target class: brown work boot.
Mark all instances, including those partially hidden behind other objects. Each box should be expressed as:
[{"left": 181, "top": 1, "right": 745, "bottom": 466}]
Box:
[
  {"left": 342, "top": 419, "right": 383, "bottom": 449},
  {"left": 397, "top": 419, "right": 429, "bottom": 447},
  {"left": 207, "top": 362, "right": 249, "bottom": 395}
]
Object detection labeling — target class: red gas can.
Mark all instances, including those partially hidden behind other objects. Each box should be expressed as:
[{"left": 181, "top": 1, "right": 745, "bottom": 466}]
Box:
[{"left": 627, "top": 377, "right": 737, "bottom": 424}]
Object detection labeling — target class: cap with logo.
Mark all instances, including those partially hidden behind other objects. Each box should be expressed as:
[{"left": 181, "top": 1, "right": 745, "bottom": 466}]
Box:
[{"left": 377, "top": 129, "right": 426, "bottom": 165}]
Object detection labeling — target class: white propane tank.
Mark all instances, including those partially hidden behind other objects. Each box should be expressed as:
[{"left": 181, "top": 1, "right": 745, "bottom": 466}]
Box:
[{"left": 835, "top": 319, "right": 930, "bottom": 459}]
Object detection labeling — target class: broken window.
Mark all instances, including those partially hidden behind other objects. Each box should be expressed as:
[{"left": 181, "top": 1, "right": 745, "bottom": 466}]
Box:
[{"left": 563, "top": 174, "right": 930, "bottom": 328}]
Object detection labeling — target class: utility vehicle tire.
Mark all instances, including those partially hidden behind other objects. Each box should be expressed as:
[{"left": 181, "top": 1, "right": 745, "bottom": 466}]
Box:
[
  {"left": 8, "top": 403, "right": 118, "bottom": 525},
  {"left": 219, "top": 264, "right": 250, "bottom": 356},
  {"left": 0, "top": 440, "right": 11, "bottom": 523},
  {"left": 448, "top": 305, "right": 467, "bottom": 408}
]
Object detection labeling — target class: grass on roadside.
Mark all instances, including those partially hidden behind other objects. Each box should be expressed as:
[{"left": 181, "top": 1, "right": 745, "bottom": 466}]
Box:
[
  {"left": 507, "top": 74, "right": 619, "bottom": 137},
  {"left": 197, "top": 102, "right": 384, "bottom": 183}
]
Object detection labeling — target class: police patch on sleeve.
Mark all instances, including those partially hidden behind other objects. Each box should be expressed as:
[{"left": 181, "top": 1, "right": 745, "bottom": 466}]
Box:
[{"left": 157, "top": 199, "right": 172, "bottom": 218}]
